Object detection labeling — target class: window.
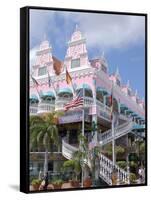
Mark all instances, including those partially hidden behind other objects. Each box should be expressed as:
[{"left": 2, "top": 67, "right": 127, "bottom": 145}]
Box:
[
  {"left": 38, "top": 66, "right": 47, "bottom": 76},
  {"left": 71, "top": 58, "right": 80, "bottom": 68},
  {"left": 101, "top": 64, "right": 107, "bottom": 73},
  {"left": 128, "top": 89, "right": 131, "bottom": 96},
  {"left": 116, "top": 79, "right": 121, "bottom": 86}
]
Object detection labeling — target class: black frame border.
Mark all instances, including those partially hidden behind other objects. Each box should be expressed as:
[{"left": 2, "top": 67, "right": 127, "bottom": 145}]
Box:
[{"left": 20, "top": 6, "right": 148, "bottom": 194}]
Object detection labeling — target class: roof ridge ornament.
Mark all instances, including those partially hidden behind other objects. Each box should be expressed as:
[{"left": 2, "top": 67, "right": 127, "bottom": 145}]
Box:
[
  {"left": 75, "top": 24, "right": 79, "bottom": 32},
  {"left": 127, "top": 79, "right": 130, "bottom": 88},
  {"left": 115, "top": 66, "right": 120, "bottom": 77},
  {"left": 101, "top": 51, "right": 105, "bottom": 59}
]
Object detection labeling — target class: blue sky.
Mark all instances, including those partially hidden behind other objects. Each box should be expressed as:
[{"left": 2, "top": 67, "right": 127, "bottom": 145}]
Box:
[{"left": 30, "top": 9, "right": 145, "bottom": 99}]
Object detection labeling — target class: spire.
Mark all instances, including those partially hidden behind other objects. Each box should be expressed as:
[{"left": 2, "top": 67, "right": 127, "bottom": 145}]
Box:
[
  {"left": 115, "top": 66, "right": 119, "bottom": 77},
  {"left": 75, "top": 24, "right": 79, "bottom": 32},
  {"left": 127, "top": 80, "right": 130, "bottom": 88},
  {"left": 101, "top": 51, "right": 105, "bottom": 60},
  {"left": 135, "top": 89, "right": 138, "bottom": 96}
]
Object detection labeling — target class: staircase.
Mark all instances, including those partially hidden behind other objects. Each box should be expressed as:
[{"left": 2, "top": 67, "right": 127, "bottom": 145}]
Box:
[
  {"left": 62, "top": 139, "right": 129, "bottom": 185},
  {"left": 100, "top": 120, "right": 134, "bottom": 146}
]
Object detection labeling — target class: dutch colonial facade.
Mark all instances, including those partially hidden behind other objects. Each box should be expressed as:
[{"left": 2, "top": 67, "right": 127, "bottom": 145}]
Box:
[{"left": 30, "top": 26, "right": 145, "bottom": 186}]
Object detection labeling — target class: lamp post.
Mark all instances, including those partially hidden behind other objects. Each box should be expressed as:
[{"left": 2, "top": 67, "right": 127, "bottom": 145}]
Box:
[
  {"left": 127, "top": 136, "right": 131, "bottom": 184},
  {"left": 91, "top": 121, "right": 98, "bottom": 186}
]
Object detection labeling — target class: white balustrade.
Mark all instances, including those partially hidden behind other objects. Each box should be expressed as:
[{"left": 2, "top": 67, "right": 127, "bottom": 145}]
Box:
[
  {"left": 84, "top": 97, "right": 94, "bottom": 107},
  {"left": 62, "top": 139, "right": 78, "bottom": 160},
  {"left": 38, "top": 101, "right": 55, "bottom": 113},
  {"left": 62, "top": 139, "right": 129, "bottom": 186},
  {"left": 101, "top": 120, "right": 133, "bottom": 145},
  {"left": 30, "top": 105, "right": 38, "bottom": 115},
  {"left": 55, "top": 98, "right": 72, "bottom": 111},
  {"left": 99, "top": 153, "right": 129, "bottom": 185}
]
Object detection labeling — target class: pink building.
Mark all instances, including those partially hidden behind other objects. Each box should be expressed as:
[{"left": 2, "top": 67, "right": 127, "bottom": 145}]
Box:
[{"left": 29, "top": 26, "right": 145, "bottom": 186}]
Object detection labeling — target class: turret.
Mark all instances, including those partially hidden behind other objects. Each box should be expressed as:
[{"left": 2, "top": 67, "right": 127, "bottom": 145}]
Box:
[{"left": 64, "top": 25, "right": 90, "bottom": 70}]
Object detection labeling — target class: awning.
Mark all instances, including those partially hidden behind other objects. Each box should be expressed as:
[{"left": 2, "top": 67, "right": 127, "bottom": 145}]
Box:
[
  {"left": 126, "top": 109, "right": 133, "bottom": 114},
  {"left": 30, "top": 94, "right": 38, "bottom": 100},
  {"left": 133, "top": 124, "right": 145, "bottom": 130},
  {"left": 96, "top": 87, "right": 110, "bottom": 96},
  {"left": 131, "top": 113, "right": 138, "bottom": 117},
  {"left": 41, "top": 91, "right": 55, "bottom": 97},
  {"left": 135, "top": 115, "right": 142, "bottom": 120},
  {"left": 76, "top": 83, "right": 92, "bottom": 91},
  {"left": 120, "top": 104, "right": 128, "bottom": 110},
  {"left": 58, "top": 88, "right": 73, "bottom": 94}
]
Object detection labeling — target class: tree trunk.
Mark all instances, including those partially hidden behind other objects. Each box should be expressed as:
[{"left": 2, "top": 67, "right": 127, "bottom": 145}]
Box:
[{"left": 44, "top": 148, "right": 48, "bottom": 175}]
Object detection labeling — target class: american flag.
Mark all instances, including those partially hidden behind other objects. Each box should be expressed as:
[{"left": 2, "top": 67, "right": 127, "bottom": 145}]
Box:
[{"left": 64, "top": 91, "right": 84, "bottom": 111}]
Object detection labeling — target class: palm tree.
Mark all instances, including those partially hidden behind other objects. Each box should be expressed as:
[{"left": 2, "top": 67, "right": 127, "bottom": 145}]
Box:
[
  {"left": 30, "top": 112, "right": 62, "bottom": 175},
  {"left": 73, "top": 134, "right": 89, "bottom": 184}
]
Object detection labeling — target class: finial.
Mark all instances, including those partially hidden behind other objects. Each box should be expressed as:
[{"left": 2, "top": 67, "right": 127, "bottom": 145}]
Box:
[
  {"left": 75, "top": 24, "right": 79, "bottom": 31},
  {"left": 101, "top": 51, "right": 105, "bottom": 59},
  {"left": 127, "top": 80, "right": 130, "bottom": 88},
  {"left": 115, "top": 66, "right": 119, "bottom": 77}
]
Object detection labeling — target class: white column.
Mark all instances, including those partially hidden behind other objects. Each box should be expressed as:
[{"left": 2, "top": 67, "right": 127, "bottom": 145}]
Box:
[{"left": 112, "top": 113, "right": 116, "bottom": 165}]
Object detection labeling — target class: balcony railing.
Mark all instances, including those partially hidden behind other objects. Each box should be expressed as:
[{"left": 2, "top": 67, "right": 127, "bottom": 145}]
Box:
[
  {"left": 30, "top": 104, "right": 38, "bottom": 115},
  {"left": 55, "top": 98, "right": 72, "bottom": 111},
  {"left": 29, "top": 98, "right": 140, "bottom": 127},
  {"left": 38, "top": 101, "right": 55, "bottom": 113},
  {"left": 84, "top": 97, "right": 94, "bottom": 107}
]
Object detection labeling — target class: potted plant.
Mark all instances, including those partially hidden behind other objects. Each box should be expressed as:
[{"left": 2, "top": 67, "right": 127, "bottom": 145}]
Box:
[
  {"left": 52, "top": 179, "right": 63, "bottom": 189},
  {"left": 31, "top": 179, "right": 41, "bottom": 190},
  {"left": 83, "top": 177, "right": 92, "bottom": 187},
  {"left": 130, "top": 173, "right": 137, "bottom": 184}
]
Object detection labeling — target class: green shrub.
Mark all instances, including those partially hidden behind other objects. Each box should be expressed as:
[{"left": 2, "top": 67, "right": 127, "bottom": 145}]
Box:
[
  {"left": 115, "top": 146, "right": 125, "bottom": 155},
  {"left": 117, "top": 161, "right": 127, "bottom": 169},
  {"left": 140, "top": 142, "right": 145, "bottom": 154},
  {"left": 129, "top": 173, "right": 137, "bottom": 183},
  {"left": 31, "top": 179, "right": 41, "bottom": 185},
  {"left": 52, "top": 179, "right": 63, "bottom": 185},
  {"left": 63, "top": 160, "right": 75, "bottom": 169},
  {"left": 130, "top": 161, "right": 137, "bottom": 168}
]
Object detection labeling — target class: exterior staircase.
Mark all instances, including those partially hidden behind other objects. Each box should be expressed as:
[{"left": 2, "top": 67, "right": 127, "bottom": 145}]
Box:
[
  {"left": 61, "top": 118, "right": 135, "bottom": 185},
  {"left": 100, "top": 119, "right": 134, "bottom": 146},
  {"left": 62, "top": 139, "right": 130, "bottom": 185}
]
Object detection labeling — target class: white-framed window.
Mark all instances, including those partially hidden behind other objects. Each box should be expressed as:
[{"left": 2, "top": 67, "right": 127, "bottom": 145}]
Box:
[
  {"left": 38, "top": 66, "right": 47, "bottom": 76},
  {"left": 71, "top": 58, "right": 80, "bottom": 68}
]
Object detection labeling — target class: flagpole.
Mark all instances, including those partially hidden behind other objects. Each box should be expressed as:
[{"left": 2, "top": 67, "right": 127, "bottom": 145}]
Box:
[
  {"left": 111, "top": 82, "right": 116, "bottom": 166},
  {"left": 112, "top": 113, "right": 116, "bottom": 165},
  {"left": 65, "top": 66, "right": 76, "bottom": 96},
  {"left": 47, "top": 71, "right": 57, "bottom": 99},
  {"left": 31, "top": 75, "right": 41, "bottom": 101},
  {"left": 81, "top": 85, "right": 85, "bottom": 188},
  {"left": 82, "top": 85, "right": 85, "bottom": 137}
]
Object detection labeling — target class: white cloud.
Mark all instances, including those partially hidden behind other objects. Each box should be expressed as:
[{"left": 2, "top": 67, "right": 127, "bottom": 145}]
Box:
[
  {"left": 30, "top": 45, "right": 39, "bottom": 69},
  {"left": 30, "top": 10, "right": 145, "bottom": 52},
  {"left": 62, "top": 12, "right": 145, "bottom": 51}
]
